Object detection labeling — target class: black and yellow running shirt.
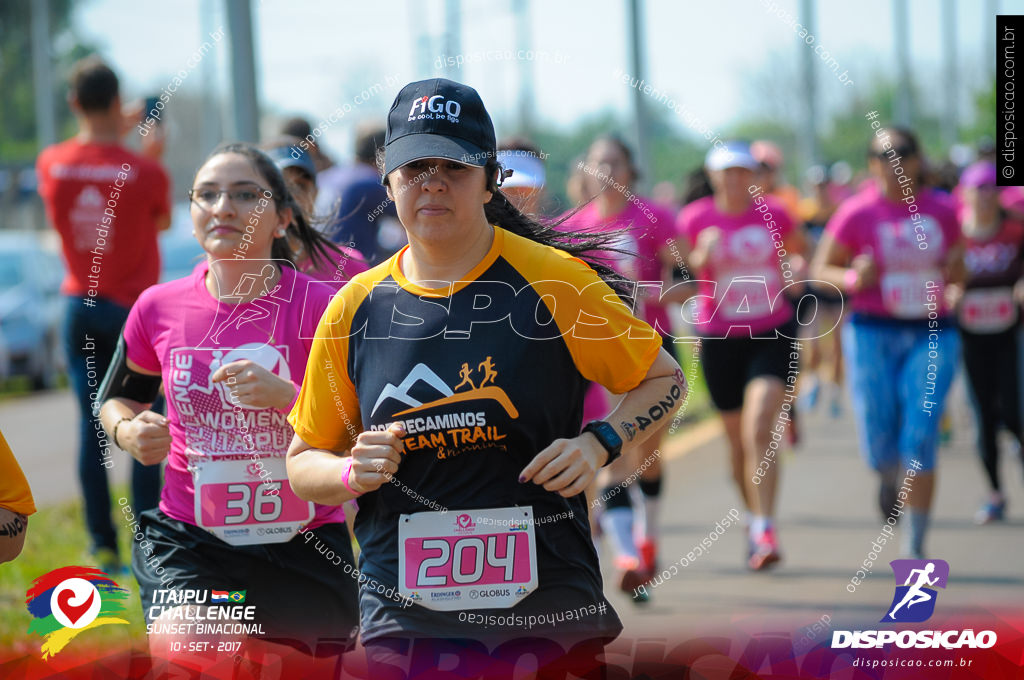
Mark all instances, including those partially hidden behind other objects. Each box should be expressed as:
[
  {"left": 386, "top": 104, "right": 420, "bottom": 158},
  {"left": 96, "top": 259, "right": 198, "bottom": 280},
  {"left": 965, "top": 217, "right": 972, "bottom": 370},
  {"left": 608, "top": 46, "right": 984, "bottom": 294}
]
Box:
[{"left": 289, "top": 226, "right": 662, "bottom": 641}]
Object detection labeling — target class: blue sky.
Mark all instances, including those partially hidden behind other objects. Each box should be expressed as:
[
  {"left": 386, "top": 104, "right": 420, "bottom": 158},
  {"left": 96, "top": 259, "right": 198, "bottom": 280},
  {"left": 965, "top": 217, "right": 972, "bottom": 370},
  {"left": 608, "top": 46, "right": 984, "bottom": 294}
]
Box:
[{"left": 74, "top": 0, "right": 1018, "bottom": 159}]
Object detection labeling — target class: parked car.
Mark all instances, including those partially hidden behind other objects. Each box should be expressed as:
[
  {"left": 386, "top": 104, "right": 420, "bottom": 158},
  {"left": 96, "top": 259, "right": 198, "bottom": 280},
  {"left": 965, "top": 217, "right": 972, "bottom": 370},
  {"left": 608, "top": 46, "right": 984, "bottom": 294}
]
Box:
[
  {"left": 0, "top": 232, "right": 64, "bottom": 390},
  {"left": 159, "top": 201, "right": 204, "bottom": 282}
]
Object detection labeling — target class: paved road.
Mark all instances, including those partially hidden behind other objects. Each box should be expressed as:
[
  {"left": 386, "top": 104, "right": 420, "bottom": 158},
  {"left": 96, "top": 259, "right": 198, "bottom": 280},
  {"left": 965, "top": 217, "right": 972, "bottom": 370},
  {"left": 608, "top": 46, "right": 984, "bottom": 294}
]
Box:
[
  {"left": 603, "top": 379, "right": 1023, "bottom": 641},
  {"left": 1, "top": 389, "right": 132, "bottom": 509}
]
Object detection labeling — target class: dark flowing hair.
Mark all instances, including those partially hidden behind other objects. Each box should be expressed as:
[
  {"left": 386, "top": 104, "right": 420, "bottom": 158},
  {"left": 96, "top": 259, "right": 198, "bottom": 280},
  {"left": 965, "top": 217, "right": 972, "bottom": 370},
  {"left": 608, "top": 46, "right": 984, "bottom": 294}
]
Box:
[
  {"left": 484, "top": 157, "right": 634, "bottom": 299},
  {"left": 198, "top": 143, "right": 342, "bottom": 270},
  {"left": 379, "top": 155, "right": 636, "bottom": 299}
]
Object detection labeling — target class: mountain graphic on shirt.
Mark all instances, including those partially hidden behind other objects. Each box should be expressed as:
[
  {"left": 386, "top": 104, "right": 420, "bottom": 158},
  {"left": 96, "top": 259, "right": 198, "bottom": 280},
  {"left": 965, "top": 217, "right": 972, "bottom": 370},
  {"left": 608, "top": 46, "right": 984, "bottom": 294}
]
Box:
[
  {"left": 371, "top": 363, "right": 453, "bottom": 416},
  {"left": 371, "top": 360, "right": 519, "bottom": 419}
]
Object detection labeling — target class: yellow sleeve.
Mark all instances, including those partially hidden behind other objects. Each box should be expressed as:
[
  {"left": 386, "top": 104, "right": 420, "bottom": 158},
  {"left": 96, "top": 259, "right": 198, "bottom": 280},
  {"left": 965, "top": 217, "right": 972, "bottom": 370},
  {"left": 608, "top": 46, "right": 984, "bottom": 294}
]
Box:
[
  {"left": 287, "top": 273, "right": 377, "bottom": 452},
  {"left": 0, "top": 430, "right": 36, "bottom": 516},
  {"left": 504, "top": 230, "right": 663, "bottom": 394}
]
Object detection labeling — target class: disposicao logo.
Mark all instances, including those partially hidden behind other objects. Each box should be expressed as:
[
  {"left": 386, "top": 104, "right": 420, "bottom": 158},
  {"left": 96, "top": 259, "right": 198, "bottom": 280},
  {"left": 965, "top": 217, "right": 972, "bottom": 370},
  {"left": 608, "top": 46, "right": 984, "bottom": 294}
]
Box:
[
  {"left": 25, "top": 566, "right": 130, "bottom": 658},
  {"left": 882, "top": 559, "right": 948, "bottom": 623},
  {"left": 832, "top": 559, "right": 997, "bottom": 650}
]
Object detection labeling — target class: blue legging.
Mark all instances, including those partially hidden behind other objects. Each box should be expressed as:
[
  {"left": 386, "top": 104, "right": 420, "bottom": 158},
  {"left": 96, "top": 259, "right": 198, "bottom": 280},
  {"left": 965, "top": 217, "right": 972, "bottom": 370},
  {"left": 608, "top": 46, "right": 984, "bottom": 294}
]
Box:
[{"left": 842, "top": 316, "right": 960, "bottom": 474}]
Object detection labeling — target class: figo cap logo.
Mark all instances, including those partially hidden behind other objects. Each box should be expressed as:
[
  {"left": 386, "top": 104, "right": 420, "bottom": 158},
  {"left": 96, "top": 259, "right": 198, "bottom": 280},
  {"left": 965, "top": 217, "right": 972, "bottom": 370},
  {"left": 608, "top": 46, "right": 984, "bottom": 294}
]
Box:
[
  {"left": 881, "top": 559, "right": 949, "bottom": 623},
  {"left": 25, "top": 566, "right": 130, "bottom": 658}
]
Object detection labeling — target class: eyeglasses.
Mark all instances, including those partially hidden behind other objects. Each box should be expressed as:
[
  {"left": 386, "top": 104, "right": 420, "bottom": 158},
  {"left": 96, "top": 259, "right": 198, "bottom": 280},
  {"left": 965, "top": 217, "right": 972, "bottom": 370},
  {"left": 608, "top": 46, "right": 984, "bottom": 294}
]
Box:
[{"left": 188, "top": 185, "right": 273, "bottom": 210}]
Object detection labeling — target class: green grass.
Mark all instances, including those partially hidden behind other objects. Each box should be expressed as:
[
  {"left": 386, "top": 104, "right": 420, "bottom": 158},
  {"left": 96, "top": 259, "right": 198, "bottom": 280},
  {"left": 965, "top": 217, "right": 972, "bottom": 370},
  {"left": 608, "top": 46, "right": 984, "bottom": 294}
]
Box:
[
  {"left": 668, "top": 340, "right": 712, "bottom": 426},
  {"left": 0, "top": 484, "right": 148, "bottom": 653}
]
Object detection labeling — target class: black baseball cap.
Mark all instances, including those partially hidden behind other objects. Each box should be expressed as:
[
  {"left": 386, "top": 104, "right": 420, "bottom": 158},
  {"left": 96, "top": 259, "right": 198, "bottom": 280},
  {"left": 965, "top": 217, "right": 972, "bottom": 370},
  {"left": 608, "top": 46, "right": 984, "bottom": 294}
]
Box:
[{"left": 382, "top": 78, "right": 496, "bottom": 179}]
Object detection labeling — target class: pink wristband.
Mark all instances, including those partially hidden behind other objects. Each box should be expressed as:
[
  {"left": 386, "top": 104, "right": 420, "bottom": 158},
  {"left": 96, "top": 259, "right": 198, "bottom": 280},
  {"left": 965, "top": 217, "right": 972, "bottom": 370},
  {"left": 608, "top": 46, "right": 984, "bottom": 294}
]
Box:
[
  {"left": 844, "top": 268, "right": 859, "bottom": 292},
  {"left": 340, "top": 457, "right": 362, "bottom": 496}
]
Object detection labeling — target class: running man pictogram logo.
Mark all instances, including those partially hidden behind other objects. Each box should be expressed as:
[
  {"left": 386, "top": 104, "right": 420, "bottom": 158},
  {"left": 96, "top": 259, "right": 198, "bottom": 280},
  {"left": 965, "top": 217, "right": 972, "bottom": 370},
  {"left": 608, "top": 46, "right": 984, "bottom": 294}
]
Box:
[{"left": 881, "top": 559, "right": 949, "bottom": 623}]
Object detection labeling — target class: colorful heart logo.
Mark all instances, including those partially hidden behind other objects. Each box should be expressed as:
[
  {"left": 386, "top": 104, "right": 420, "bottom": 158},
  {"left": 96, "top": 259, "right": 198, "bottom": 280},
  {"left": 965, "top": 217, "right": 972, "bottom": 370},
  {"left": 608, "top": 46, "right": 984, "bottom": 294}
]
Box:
[
  {"left": 56, "top": 589, "right": 95, "bottom": 626},
  {"left": 456, "top": 514, "right": 472, "bottom": 529}
]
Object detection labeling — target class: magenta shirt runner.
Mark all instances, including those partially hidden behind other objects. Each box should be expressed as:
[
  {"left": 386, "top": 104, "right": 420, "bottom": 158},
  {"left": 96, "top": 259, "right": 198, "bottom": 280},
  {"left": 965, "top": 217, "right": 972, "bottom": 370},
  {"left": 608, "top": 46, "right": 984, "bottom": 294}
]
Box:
[
  {"left": 675, "top": 195, "right": 796, "bottom": 338},
  {"left": 122, "top": 261, "right": 344, "bottom": 531}
]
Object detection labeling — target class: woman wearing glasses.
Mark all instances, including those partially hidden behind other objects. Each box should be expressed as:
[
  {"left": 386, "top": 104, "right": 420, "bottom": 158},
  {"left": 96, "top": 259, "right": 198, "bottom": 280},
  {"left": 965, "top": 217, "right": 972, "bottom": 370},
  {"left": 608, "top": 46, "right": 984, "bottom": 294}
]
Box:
[
  {"left": 811, "top": 127, "right": 965, "bottom": 559},
  {"left": 97, "top": 143, "right": 358, "bottom": 660},
  {"left": 949, "top": 161, "right": 1024, "bottom": 524}
]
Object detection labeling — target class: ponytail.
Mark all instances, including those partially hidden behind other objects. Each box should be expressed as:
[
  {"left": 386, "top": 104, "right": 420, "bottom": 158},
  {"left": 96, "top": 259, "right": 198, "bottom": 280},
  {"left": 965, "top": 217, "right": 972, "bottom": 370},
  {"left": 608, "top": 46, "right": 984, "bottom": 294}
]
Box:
[{"left": 482, "top": 159, "right": 635, "bottom": 300}]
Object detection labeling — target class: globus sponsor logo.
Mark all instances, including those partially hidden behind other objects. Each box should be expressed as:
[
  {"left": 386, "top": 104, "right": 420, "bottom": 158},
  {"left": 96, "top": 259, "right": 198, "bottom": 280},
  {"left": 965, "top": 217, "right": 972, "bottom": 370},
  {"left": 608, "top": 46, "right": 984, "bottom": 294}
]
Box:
[
  {"left": 474, "top": 588, "right": 510, "bottom": 598},
  {"left": 831, "top": 629, "right": 997, "bottom": 649},
  {"left": 256, "top": 526, "right": 292, "bottom": 536}
]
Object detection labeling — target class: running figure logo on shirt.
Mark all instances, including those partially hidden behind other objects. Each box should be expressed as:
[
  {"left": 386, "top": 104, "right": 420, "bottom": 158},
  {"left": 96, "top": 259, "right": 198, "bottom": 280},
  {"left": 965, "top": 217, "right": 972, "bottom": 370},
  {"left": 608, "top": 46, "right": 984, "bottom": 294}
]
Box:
[
  {"left": 369, "top": 357, "right": 517, "bottom": 459},
  {"left": 371, "top": 356, "right": 517, "bottom": 419},
  {"left": 210, "top": 264, "right": 282, "bottom": 345},
  {"left": 881, "top": 559, "right": 949, "bottom": 623}
]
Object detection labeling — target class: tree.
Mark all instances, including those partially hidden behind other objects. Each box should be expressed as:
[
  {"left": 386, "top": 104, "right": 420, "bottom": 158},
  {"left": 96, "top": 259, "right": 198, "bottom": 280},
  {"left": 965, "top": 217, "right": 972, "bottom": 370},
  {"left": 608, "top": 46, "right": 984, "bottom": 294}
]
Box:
[{"left": 0, "top": 0, "right": 97, "bottom": 163}]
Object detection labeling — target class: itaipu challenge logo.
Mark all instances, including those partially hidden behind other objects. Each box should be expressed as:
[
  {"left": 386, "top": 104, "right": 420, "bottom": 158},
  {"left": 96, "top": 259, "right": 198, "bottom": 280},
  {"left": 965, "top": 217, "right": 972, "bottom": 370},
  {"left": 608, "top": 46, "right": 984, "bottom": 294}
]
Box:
[
  {"left": 881, "top": 559, "right": 949, "bottom": 623},
  {"left": 25, "top": 566, "right": 130, "bottom": 658}
]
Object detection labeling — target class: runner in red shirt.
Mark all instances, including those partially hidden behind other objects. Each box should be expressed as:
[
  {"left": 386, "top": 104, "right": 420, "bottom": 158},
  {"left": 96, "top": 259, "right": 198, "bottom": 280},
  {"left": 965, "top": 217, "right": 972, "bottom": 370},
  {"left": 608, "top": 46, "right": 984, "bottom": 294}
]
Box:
[{"left": 35, "top": 57, "right": 171, "bottom": 573}]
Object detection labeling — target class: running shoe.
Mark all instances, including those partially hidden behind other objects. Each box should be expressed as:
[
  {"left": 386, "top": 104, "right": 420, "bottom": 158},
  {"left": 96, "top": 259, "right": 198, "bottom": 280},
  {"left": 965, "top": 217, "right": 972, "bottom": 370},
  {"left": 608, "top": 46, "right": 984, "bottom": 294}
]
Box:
[
  {"left": 939, "top": 413, "right": 953, "bottom": 446},
  {"left": 974, "top": 498, "right": 1006, "bottom": 525},
  {"left": 828, "top": 386, "right": 843, "bottom": 418},
  {"left": 878, "top": 479, "right": 899, "bottom": 523},
  {"left": 800, "top": 378, "right": 820, "bottom": 411},
  {"left": 614, "top": 555, "right": 650, "bottom": 595},
  {"left": 638, "top": 537, "right": 658, "bottom": 576},
  {"left": 748, "top": 528, "right": 782, "bottom": 571}
]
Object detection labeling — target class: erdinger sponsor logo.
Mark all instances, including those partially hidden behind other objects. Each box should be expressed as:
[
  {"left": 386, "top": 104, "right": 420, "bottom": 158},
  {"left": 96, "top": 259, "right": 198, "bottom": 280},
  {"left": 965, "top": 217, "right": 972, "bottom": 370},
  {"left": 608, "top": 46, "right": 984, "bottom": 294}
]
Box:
[
  {"left": 832, "top": 559, "right": 997, "bottom": 650},
  {"left": 408, "top": 94, "right": 462, "bottom": 122},
  {"left": 429, "top": 589, "right": 461, "bottom": 601}
]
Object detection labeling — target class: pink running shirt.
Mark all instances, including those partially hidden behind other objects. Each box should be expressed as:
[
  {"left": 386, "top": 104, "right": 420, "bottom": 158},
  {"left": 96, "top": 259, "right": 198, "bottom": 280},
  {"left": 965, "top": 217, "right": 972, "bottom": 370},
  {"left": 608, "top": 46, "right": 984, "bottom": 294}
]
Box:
[
  {"left": 122, "top": 260, "right": 344, "bottom": 535},
  {"left": 675, "top": 195, "right": 796, "bottom": 338}
]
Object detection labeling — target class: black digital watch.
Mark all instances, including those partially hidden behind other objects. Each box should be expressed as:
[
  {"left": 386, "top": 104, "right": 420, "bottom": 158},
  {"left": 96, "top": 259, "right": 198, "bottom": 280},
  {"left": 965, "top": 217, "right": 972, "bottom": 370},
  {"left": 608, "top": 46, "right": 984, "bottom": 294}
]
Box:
[{"left": 582, "top": 420, "right": 623, "bottom": 467}]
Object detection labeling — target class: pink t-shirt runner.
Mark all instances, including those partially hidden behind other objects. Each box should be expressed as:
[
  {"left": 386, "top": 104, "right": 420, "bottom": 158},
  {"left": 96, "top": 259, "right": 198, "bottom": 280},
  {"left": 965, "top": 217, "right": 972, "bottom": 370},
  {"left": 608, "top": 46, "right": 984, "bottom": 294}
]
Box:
[
  {"left": 557, "top": 199, "right": 675, "bottom": 332},
  {"left": 675, "top": 195, "right": 796, "bottom": 338},
  {"left": 123, "top": 260, "right": 344, "bottom": 540},
  {"left": 826, "top": 187, "right": 960, "bottom": 319}
]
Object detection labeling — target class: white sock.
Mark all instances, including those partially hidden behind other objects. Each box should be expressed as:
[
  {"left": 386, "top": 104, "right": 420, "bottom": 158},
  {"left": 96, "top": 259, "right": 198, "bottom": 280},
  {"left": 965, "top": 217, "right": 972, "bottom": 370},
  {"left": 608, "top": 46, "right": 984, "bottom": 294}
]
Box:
[
  {"left": 641, "top": 497, "right": 660, "bottom": 543},
  {"left": 629, "top": 485, "right": 648, "bottom": 545},
  {"left": 601, "top": 508, "right": 639, "bottom": 561},
  {"left": 751, "top": 515, "right": 769, "bottom": 536}
]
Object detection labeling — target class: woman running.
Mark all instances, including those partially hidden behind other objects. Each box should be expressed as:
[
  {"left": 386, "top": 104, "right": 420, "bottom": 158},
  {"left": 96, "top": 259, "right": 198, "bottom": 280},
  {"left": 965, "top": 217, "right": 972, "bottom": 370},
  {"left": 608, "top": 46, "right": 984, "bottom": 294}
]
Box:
[
  {"left": 98, "top": 143, "right": 359, "bottom": 659},
  {"left": 286, "top": 78, "right": 684, "bottom": 673},
  {"left": 675, "top": 141, "right": 806, "bottom": 570},
  {"left": 811, "top": 127, "right": 964, "bottom": 558},
  {"left": 799, "top": 165, "right": 845, "bottom": 417},
  {"left": 558, "top": 135, "right": 677, "bottom": 596},
  {"left": 949, "top": 160, "right": 1024, "bottom": 524}
]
